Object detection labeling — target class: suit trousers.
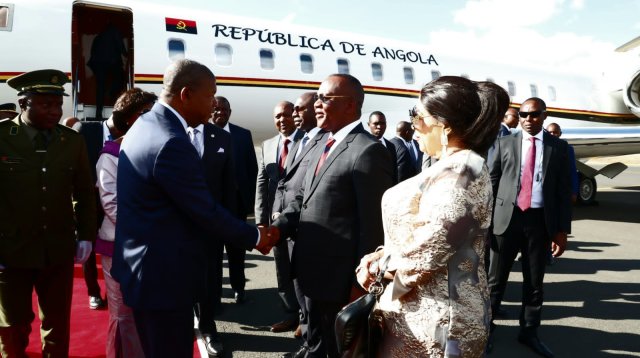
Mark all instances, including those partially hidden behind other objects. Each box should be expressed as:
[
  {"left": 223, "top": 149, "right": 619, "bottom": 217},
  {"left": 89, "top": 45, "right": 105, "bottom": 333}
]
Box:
[
  {"left": 224, "top": 242, "right": 247, "bottom": 294},
  {"left": 489, "top": 207, "right": 550, "bottom": 328},
  {"left": 0, "top": 260, "right": 74, "bottom": 358},
  {"left": 274, "top": 238, "right": 300, "bottom": 319},
  {"left": 133, "top": 307, "right": 194, "bottom": 358},
  {"left": 303, "top": 296, "right": 343, "bottom": 358},
  {"left": 197, "top": 241, "right": 222, "bottom": 336},
  {"left": 83, "top": 250, "right": 102, "bottom": 298}
]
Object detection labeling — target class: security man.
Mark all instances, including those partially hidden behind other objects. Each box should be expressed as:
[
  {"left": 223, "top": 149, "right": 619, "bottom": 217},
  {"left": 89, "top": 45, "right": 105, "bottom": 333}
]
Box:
[{"left": 0, "top": 69, "right": 97, "bottom": 357}]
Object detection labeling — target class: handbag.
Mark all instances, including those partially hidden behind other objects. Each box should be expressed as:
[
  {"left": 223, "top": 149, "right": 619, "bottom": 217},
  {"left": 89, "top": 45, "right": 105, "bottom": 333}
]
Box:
[{"left": 335, "top": 256, "right": 390, "bottom": 358}]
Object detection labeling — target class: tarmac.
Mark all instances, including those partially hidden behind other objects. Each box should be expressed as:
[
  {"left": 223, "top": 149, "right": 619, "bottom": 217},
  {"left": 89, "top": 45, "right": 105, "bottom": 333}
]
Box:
[{"left": 207, "top": 162, "right": 640, "bottom": 357}]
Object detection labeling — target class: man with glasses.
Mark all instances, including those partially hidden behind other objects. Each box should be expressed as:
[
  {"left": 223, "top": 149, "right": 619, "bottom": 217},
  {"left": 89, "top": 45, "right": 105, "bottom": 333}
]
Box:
[
  {"left": 488, "top": 97, "right": 571, "bottom": 358},
  {"left": 273, "top": 74, "right": 394, "bottom": 358}
]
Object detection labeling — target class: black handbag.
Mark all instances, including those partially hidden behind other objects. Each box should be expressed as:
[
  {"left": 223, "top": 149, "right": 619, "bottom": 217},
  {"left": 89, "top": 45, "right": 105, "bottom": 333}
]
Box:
[{"left": 335, "top": 256, "right": 390, "bottom": 358}]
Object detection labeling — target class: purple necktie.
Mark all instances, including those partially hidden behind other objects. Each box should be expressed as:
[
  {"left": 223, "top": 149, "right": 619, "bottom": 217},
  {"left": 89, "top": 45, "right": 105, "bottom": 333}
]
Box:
[
  {"left": 314, "top": 137, "right": 336, "bottom": 176},
  {"left": 518, "top": 137, "right": 536, "bottom": 211}
]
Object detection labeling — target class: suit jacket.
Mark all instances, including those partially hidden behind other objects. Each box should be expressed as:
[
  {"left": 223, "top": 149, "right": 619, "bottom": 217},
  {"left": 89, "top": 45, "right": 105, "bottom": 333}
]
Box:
[
  {"left": 0, "top": 116, "right": 96, "bottom": 268},
  {"left": 490, "top": 130, "right": 572, "bottom": 238},
  {"left": 389, "top": 136, "right": 417, "bottom": 182},
  {"left": 487, "top": 123, "right": 512, "bottom": 162},
  {"left": 255, "top": 130, "right": 304, "bottom": 225},
  {"left": 273, "top": 123, "right": 394, "bottom": 302},
  {"left": 228, "top": 123, "right": 258, "bottom": 219},
  {"left": 112, "top": 103, "right": 257, "bottom": 310},
  {"left": 78, "top": 120, "right": 106, "bottom": 182},
  {"left": 381, "top": 138, "right": 398, "bottom": 184},
  {"left": 272, "top": 130, "right": 327, "bottom": 224},
  {"left": 202, "top": 123, "right": 237, "bottom": 220}
]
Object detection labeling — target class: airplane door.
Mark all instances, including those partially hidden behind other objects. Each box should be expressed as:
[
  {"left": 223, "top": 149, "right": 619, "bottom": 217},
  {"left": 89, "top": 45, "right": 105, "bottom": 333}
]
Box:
[{"left": 71, "top": 2, "right": 133, "bottom": 120}]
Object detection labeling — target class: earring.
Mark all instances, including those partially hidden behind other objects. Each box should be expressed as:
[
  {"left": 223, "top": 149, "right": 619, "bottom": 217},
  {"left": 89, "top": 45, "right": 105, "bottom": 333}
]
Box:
[{"left": 440, "top": 129, "right": 448, "bottom": 158}]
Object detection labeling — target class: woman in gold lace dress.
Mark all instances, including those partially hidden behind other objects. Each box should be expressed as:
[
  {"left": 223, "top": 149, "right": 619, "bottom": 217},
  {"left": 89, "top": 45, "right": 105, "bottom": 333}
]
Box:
[{"left": 356, "top": 77, "right": 509, "bottom": 357}]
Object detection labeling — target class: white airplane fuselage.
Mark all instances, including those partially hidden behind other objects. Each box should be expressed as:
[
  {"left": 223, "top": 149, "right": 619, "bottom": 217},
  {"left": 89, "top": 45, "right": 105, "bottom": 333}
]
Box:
[{"left": 2, "top": 0, "right": 640, "bottom": 204}]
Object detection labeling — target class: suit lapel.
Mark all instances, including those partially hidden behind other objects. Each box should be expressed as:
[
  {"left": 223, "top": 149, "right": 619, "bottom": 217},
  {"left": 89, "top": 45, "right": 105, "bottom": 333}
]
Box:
[
  {"left": 305, "top": 125, "right": 362, "bottom": 203},
  {"left": 542, "top": 131, "right": 552, "bottom": 178},
  {"left": 285, "top": 131, "right": 325, "bottom": 180},
  {"left": 284, "top": 130, "right": 305, "bottom": 169}
]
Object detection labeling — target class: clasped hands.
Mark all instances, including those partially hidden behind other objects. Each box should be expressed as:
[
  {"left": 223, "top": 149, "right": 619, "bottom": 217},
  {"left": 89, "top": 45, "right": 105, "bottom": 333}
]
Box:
[
  {"left": 355, "top": 249, "right": 385, "bottom": 292},
  {"left": 255, "top": 225, "right": 280, "bottom": 255}
]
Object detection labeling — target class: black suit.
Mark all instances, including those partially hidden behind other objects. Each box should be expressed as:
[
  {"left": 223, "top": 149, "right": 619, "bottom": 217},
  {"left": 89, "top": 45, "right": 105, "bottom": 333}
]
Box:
[
  {"left": 78, "top": 120, "right": 106, "bottom": 300},
  {"left": 272, "top": 129, "right": 327, "bottom": 336},
  {"left": 197, "top": 123, "right": 237, "bottom": 335},
  {"left": 380, "top": 138, "right": 398, "bottom": 184},
  {"left": 225, "top": 123, "right": 258, "bottom": 295},
  {"left": 389, "top": 136, "right": 418, "bottom": 182},
  {"left": 273, "top": 123, "right": 394, "bottom": 357},
  {"left": 488, "top": 130, "right": 571, "bottom": 329}
]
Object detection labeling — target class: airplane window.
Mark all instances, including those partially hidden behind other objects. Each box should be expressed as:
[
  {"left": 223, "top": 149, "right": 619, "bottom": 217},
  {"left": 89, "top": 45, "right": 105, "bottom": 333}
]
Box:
[
  {"left": 403, "top": 67, "right": 414, "bottom": 84},
  {"left": 507, "top": 81, "right": 516, "bottom": 96},
  {"left": 0, "top": 4, "right": 14, "bottom": 31},
  {"left": 214, "top": 44, "right": 233, "bottom": 66},
  {"left": 300, "top": 54, "right": 313, "bottom": 74},
  {"left": 371, "top": 63, "right": 383, "bottom": 81},
  {"left": 260, "top": 49, "right": 275, "bottom": 70},
  {"left": 337, "top": 58, "right": 350, "bottom": 74},
  {"left": 548, "top": 86, "right": 557, "bottom": 101},
  {"left": 431, "top": 70, "right": 441, "bottom": 80},
  {"left": 461, "top": 74, "right": 469, "bottom": 79},
  {"left": 530, "top": 84, "right": 538, "bottom": 97},
  {"left": 168, "top": 39, "right": 185, "bottom": 61}
]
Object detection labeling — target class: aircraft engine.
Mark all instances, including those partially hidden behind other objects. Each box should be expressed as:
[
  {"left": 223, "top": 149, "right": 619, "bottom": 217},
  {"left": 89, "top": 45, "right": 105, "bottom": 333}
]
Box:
[{"left": 623, "top": 68, "right": 640, "bottom": 117}]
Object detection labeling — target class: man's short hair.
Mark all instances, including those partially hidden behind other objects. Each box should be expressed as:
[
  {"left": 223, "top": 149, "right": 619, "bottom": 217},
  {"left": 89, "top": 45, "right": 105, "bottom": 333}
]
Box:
[
  {"left": 163, "top": 59, "right": 215, "bottom": 95},
  {"left": 523, "top": 97, "right": 547, "bottom": 110}
]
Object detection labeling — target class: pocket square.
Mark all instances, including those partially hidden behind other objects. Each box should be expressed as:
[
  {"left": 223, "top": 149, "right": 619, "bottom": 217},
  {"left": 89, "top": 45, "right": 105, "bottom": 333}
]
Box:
[{"left": 217, "top": 147, "right": 225, "bottom": 153}]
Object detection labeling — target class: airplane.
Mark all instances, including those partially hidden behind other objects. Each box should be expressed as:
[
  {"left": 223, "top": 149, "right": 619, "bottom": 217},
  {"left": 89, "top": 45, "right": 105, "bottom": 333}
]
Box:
[{"left": 1, "top": 0, "right": 640, "bottom": 206}]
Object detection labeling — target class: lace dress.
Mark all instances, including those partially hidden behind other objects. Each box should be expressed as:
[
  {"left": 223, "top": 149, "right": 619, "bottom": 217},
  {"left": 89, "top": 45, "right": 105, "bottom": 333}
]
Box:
[{"left": 375, "top": 150, "right": 492, "bottom": 358}]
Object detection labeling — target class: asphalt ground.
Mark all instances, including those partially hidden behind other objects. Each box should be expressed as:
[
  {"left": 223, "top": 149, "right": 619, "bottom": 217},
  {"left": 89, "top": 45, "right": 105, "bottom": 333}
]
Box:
[{"left": 208, "top": 164, "right": 640, "bottom": 357}]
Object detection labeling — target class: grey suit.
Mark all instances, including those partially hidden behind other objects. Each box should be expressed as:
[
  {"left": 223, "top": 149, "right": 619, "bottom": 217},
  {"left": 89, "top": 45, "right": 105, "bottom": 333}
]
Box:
[
  {"left": 255, "top": 130, "right": 304, "bottom": 225},
  {"left": 488, "top": 130, "right": 571, "bottom": 329},
  {"left": 273, "top": 123, "right": 394, "bottom": 357}
]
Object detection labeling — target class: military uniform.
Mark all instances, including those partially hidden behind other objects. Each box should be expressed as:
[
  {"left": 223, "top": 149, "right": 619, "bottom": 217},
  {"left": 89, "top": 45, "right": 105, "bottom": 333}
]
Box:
[{"left": 0, "top": 70, "right": 96, "bottom": 357}]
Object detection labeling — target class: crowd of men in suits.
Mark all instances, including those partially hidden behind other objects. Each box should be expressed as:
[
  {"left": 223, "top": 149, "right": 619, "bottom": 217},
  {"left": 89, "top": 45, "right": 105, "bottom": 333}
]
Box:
[{"left": 0, "top": 60, "right": 573, "bottom": 358}]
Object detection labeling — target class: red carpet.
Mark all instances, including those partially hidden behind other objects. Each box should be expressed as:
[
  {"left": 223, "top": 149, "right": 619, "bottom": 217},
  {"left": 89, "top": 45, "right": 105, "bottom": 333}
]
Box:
[{"left": 25, "top": 259, "right": 200, "bottom": 357}]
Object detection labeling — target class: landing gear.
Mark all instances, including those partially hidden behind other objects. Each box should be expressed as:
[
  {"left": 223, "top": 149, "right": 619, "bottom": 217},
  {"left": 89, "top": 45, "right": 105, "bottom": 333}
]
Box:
[{"left": 578, "top": 173, "right": 597, "bottom": 205}]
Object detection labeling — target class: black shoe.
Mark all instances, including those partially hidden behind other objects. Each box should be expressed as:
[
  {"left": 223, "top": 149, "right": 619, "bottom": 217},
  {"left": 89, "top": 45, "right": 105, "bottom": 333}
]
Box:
[
  {"left": 518, "top": 333, "right": 554, "bottom": 358},
  {"left": 234, "top": 290, "right": 245, "bottom": 304},
  {"left": 202, "top": 334, "right": 224, "bottom": 357},
  {"left": 281, "top": 345, "right": 308, "bottom": 358},
  {"left": 493, "top": 307, "right": 508, "bottom": 318}
]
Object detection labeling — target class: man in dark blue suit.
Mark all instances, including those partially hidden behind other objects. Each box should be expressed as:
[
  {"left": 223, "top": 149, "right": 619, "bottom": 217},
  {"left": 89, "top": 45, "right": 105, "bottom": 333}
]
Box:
[
  {"left": 211, "top": 96, "right": 258, "bottom": 303},
  {"left": 112, "top": 59, "right": 277, "bottom": 358}
]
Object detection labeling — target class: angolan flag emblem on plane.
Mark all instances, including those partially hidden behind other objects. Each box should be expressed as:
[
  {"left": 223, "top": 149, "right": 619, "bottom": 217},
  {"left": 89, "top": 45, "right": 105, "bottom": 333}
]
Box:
[{"left": 166, "top": 17, "right": 197, "bottom": 34}]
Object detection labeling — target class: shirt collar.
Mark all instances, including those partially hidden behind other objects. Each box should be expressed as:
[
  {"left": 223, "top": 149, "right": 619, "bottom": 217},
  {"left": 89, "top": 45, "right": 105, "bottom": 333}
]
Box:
[
  {"left": 159, "top": 100, "right": 188, "bottom": 134},
  {"left": 522, "top": 129, "right": 544, "bottom": 142},
  {"left": 223, "top": 123, "right": 230, "bottom": 133},
  {"left": 191, "top": 124, "right": 204, "bottom": 133},
  {"left": 306, "top": 127, "right": 322, "bottom": 140},
  {"left": 330, "top": 120, "right": 361, "bottom": 143}
]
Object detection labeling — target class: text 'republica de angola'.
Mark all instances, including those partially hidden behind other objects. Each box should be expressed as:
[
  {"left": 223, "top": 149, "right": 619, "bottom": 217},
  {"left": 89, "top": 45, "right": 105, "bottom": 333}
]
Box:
[{"left": 211, "top": 24, "right": 439, "bottom": 66}]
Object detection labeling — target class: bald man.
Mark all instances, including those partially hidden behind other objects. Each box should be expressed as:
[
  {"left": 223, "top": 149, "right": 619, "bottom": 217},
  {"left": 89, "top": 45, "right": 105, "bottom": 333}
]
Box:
[{"left": 112, "top": 59, "right": 277, "bottom": 358}]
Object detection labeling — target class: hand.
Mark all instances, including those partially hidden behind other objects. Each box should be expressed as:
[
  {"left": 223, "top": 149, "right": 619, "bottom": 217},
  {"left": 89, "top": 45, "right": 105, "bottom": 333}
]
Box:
[
  {"left": 551, "top": 232, "right": 567, "bottom": 257},
  {"left": 255, "top": 225, "right": 280, "bottom": 255},
  {"left": 75, "top": 241, "right": 93, "bottom": 264},
  {"left": 355, "top": 250, "right": 385, "bottom": 291}
]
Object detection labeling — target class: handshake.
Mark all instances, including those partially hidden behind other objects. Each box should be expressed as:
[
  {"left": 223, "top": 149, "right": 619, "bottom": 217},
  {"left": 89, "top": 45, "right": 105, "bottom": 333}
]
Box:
[{"left": 255, "top": 225, "right": 280, "bottom": 255}]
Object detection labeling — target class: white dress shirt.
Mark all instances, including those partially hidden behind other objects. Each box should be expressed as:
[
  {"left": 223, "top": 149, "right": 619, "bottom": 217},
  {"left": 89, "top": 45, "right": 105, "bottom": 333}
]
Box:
[{"left": 326, "top": 120, "right": 361, "bottom": 157}]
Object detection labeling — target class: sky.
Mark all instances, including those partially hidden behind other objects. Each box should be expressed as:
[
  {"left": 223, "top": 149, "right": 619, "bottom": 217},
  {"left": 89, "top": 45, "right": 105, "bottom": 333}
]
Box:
[{"left": 150, "top": 0, "right": 640, "bottom": 75}]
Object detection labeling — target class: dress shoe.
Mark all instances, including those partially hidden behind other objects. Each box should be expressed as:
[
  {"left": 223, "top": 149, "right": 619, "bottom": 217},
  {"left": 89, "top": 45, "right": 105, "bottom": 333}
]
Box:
[
  {"left": 89, "top": 296, "right": 106, "bottom": 310},
  {"left": 270, "top": 317, "right": 299, "bottom": 333},
  {"left": 234, "top": 290, "right": 245, "bottom": 304},
  {"left": 493, "top": 307, "right": 508, "bottom": 318},
  {"left": 518, "top": 333, "right": 554, "bottom": 358},
  {"left": 202, "top": 334, "right": 224, "bottom": 357},
  {"left": 293, "top": 324, "right": 302, "bottom": 338},
  {"left": 281, "top": 345, "right": 308, "bottom": 358}
]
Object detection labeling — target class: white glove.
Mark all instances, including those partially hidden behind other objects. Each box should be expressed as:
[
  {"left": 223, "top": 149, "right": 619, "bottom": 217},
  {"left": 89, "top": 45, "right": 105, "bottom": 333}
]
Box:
[{"left": 75, "top": 241, "right": 93, "bottom": 264}]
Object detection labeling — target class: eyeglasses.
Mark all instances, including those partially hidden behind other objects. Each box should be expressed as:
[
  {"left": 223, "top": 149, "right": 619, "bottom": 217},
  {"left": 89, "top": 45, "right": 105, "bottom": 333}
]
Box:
[
  {"left": 313, "top": 93, "right": 351, "bottom": 104},
  {"left": 518, "top": 110, "right": 545, "bottom": 118}
]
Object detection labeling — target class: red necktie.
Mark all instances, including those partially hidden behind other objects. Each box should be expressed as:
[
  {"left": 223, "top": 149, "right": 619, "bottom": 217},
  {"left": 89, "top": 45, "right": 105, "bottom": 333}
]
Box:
[
  {"left": 278, "top": 138, "right": 290, "bottom": 174},
  {"left": 314, "top": 136, "right": 336, "bottom": 176},
  {"left": 517, "top": 137, "right": 536, "bottom": 211}
]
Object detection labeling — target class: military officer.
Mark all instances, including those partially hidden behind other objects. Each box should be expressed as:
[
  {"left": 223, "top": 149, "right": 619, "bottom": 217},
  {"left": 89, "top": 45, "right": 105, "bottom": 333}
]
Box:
[{"left": 0, "top": 69, "right": 97, "bottom": 357}]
